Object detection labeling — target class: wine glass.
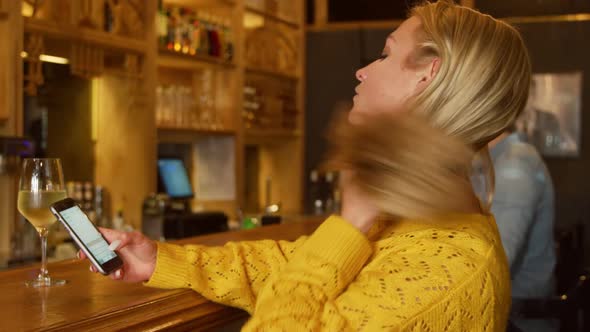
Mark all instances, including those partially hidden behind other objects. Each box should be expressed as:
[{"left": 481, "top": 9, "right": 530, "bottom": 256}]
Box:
[{"left": 17, "top": 158, "right": 68, "bottom": 287}]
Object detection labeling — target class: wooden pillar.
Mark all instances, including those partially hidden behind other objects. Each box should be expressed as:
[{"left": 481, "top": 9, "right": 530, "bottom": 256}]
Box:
[
  {"left": 0, "top": 0, "right": 23, "bottom": 264},
  {"left": 315, "top": 0, "right": 328, "bottom": 26},
  {"left": 0, "top": 0, "right": 22, "bottom": 131}
]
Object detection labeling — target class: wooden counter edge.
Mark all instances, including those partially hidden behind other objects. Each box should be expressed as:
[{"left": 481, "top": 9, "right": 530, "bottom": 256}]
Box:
[{"left": 42, "top": 289, "right": 248, "bottom": 331}]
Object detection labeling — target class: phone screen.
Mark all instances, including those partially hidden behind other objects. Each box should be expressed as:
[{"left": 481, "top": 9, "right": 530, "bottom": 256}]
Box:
[{"left": 60, "top": 206, "right": 117, "bottom": 265}]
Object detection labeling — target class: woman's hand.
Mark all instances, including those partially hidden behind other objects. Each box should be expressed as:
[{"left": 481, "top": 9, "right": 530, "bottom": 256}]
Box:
[
  {"left": 78, "top": 228, "right": 157, "bottom": 282},
  {"left": 340, "top": 171, "right": 380, "bottom": 234}
]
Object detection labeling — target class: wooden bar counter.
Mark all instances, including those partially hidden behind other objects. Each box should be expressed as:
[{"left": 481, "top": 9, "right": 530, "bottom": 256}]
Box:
[{"left": 0, "top": 219, "right": 322, "bottom": 331}]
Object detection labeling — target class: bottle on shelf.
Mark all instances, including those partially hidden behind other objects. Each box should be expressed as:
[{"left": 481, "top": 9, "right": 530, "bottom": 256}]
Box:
[
  {"left": 156, "top": 85, "right": 164, "bottom": 125},
  {"left": 172, "top": 7, "right": 183, "bottom": 52},
  {"left": 82, "top": 181, "right": 94, "bottom": 218},
  {"left": 94, "top": 185, "right": 109, "bottom": 228},
  {"left": 112, "top": 209, "right": 125, "bottom": 231},
  {"left": 165, "top": 7, "right": 176, "bottom": 50},
  {"left": 104, "top": 1, "right": 114, "bottom": 32},
  {"left": 222, "top": 18, "right": 234, "bottom": 61},
  {"left": 156, "top": 0, "right": 168, "bottom": 46},
  {"left": 180, "top": 8, "right": 191, "bottom": 54},
  {"left": 308, "top": 170, "right": 340, "bottom": 215},
  {"left": 158, "top": 5, "right": 233, "bottom": 62},
  {"left": 198, "top": 12, "right": 211, "bottom": 56},
  {"left": 243, "top": 84, "right": 259, "bottom": 129},
  {"left": 309, "top": 170, "right": 323, "bottom": 215},
  {"left": 208, "top": 15, "right": 221, "bottom": 57},
  {"left": 190, "top": 17, "right": 201, "bottom": 55},
  {"left": 72, "top": 182, "right": 84, "bottom": 206},
  {"left": 324, "top": 172, "right": 335, "bottom": 214}
]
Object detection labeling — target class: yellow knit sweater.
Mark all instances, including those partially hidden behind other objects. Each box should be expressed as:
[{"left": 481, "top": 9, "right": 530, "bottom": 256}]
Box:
[{"left": 146, "top": 214, "right": 510, "bottom": 331}]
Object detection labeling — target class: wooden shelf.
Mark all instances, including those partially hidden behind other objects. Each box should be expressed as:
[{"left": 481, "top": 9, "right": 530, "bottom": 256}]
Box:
[
  {"left": 245, "top": 66, "right": 299, "bottom": 80},
  {"left": 245, "top": 5, "right": 299, "bottom": 28},
  {"left": 158, "top": 47, "right": 235, "bottom": 70},
  {"left": 158, "top": 126, "right": 236, "bottom": 143},
  {"left": 244, "top": 128, "right": 301, "bottom": 145},
  {"left": 24, "top": 17, "right": 148, "bottom": 54},
  {"left": 166, "top": 0, "right": 236, "bottom": 7},
  {"left": 306, "top": 20, "right": 404, "bottom": 32},
  {"left": 158, "top": 125, "right": 235, "bottom": 134}
]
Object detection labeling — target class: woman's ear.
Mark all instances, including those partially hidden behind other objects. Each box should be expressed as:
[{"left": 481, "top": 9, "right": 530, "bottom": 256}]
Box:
[{"left": 414, "top": 57, "right": 441, "bottom": 94}]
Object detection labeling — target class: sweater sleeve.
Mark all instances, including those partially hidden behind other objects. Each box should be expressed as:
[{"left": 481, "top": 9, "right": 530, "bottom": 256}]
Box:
[
  {"left": 144, "top": 234, "right": 308, "bottom": 313},
  {"left": 243, "top": 215, "right": 373, "bottom": 331}
]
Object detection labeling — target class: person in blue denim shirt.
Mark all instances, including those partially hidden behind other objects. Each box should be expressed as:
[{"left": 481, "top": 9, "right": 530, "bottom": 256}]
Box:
[{"left": 490, "top": 131, "right": 557, "bottom": 332}]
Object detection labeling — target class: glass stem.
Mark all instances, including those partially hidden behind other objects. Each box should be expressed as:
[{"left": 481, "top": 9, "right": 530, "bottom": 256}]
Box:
[{"left": 38, "top": 228, "right": 49, "bottom": 280}]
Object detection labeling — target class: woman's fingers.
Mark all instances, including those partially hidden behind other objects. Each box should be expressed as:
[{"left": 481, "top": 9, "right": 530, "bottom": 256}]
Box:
[
  {"left": 98, "top": 227, "right": 125, "bottom": 243},
  {"left": 99, "top": 227, "right": 133, "bottom": 250},
  {"left": 78, "top": 227, "right": 125, "bottom": 261},
  {"left": 109, "top": 269, "right": 123, "bottom": 281}
]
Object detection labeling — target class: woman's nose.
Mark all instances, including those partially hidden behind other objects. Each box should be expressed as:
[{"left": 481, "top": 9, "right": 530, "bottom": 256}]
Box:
[{"left": 356, "top": 68, "right": 367, "bottom": 82}]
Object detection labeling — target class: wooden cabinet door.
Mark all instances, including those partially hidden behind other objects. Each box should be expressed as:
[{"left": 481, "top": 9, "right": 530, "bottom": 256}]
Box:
[{"left": 0, "top": 1, "right": 20, "bottom": 125}]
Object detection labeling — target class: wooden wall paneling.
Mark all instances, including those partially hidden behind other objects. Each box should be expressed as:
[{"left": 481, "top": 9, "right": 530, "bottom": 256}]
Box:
[
  {"left": 0, "top": 0, "right": 23, "bottom": 261},
  {"left": 93, "top": 74, "right": 155, "bottom": 229},
  {"left": 234, "top": 0, "right": 246, "bottom": 215},
  {"left": 254, "top": 139, "right": 301, "bottom": 214},
  {"left": 275, "top": 140, "right": 303, "bottom": 213},
  {"left": 0, "top": 15, "right": 8, "bottom": 123},
  {"left": 94, "top": 0, "right": 157, "bottom": 229},
  {"left": 257, "top": 146, "right": 277, "bottom": 211},
  {"left": 159, "top": 66, "right": 194, "bottom": 87},
  {"left": 295, "top": 0, "right": 306, "bottom": 213},
  {"left": 213, "top": 68, "right": 236, "bottom": 131},
  {"left": 0, "top": 1, "right": 22, "bottom": 130}
]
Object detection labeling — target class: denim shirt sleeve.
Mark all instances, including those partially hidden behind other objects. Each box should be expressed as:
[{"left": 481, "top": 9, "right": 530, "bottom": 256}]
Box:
[{"left": 491, "top": 156, "right": 541, "bottom": 267}]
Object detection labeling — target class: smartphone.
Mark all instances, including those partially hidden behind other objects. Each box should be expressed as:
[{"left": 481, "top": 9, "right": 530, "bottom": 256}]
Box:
[{"left": 50, "top": 198, "right": 123, "bottom": 275}]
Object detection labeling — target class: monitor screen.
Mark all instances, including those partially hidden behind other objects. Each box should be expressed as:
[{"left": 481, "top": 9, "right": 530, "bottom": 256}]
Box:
[{"left": 157, "top": 159, "right": 194, "bottom": 199}]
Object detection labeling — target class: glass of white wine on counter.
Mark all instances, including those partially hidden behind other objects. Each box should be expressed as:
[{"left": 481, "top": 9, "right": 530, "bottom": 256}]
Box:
[{"left": 17, "top": 158, "right": 68, "bottom": 287}]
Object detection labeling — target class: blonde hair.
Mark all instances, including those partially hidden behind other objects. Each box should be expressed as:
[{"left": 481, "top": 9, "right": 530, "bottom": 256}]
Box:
[
  {"left": 410, "top": 1, "right": 531, "bottom": 149},
  {"left": 410, "top": 1, "right": 530, "bottom": 209},
  {"left": 326, "top": 113, "right": 477, "bottom": 220},
  {"left": 326, "top": 1, "right": 531, "bottom": 219}
]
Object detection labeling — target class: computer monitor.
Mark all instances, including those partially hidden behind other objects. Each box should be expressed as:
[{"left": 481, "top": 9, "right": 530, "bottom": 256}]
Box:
[{"left": 157, "top": 158, "right": 194, "bottom": 199}]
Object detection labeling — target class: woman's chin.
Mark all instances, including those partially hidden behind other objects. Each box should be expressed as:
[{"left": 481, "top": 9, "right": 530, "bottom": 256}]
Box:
[{"left": 347, "top": 109, "right": 365, "bottom": 124}]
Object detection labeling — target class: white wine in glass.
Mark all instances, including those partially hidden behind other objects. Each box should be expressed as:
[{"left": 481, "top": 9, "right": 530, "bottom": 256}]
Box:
[
  {"left": 17, "top": 158, "right": 68, "bottom": 287},
  {"left": 17, "top": 191, "right": 67, "bottom": 231}
]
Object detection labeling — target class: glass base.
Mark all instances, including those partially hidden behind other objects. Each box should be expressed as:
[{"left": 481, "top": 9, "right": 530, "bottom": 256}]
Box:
[{"left": 25, "top": 276, "right": 67, "bottom": 288}]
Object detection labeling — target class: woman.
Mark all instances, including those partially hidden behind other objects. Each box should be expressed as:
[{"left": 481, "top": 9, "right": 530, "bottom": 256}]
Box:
[{"left": 82, "top": 1, "right": 530, "bottom": 330}]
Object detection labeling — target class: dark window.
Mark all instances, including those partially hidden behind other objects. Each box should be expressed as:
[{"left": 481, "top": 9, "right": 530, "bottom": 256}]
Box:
[
  {"left": 326, "top": 0, "right": 459, "bottom": 22},
  {"left": 476, "top": 0, "right": 590, "bottom": 18}
]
